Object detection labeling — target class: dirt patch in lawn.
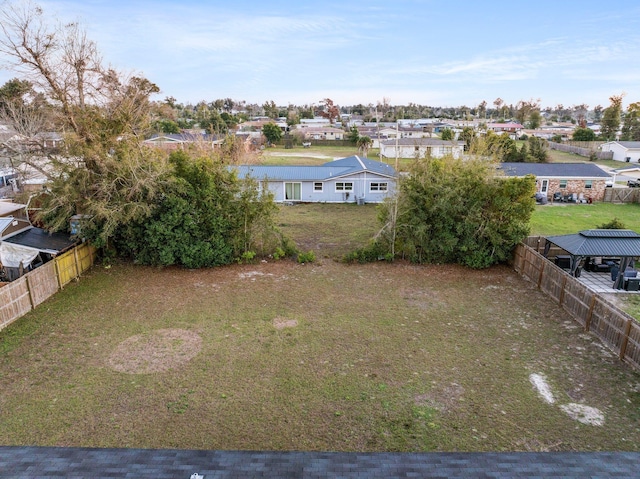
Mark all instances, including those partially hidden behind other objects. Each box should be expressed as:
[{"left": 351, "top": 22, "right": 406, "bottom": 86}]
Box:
[
  {"left": 273, "top": 317, "right": 299, "bottom": 329},
  {"left": 108, "top": 328, "right": 202, "bottom": 374}
]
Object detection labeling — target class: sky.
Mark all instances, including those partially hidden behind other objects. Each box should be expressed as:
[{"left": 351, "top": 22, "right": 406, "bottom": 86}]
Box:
[{"left": 2, "top": 0, "right": 640, "bottom": 110}]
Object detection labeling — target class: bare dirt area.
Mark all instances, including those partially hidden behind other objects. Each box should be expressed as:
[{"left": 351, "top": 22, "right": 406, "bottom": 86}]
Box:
[{"left": 108, "top": 329, "right": 202, "bottom": 374}]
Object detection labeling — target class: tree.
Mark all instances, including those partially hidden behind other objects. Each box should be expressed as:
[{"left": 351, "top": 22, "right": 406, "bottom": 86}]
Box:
[
  {"left": 356, "top": 136, "right": 372, "bottom": 157},
  {"left": 262, "top": 122, "right": 282, "bottom": 145},
  {"left": 347, "top": 125, "right": 360, "bottom": 143},
  {"left": 572, "top": 127, "right": 597, "bottom": 141},
  {"left": 600, "top": 94, "right": 624, "bottom": 140},
  {"left": 0, "top": 1, "right": 172, "bottom": 247},
  {"left": 262, "top": 100, "right": 278, "bottom": 119},
  {"left": 458, "top": 126, "right": 475, "bottom": 151},
  {"left": 621, "top": 102, "right": 640, "bottom": 141},
  {"left": 318, "top": 98, "right": 340, "bottom": 124},
  {"left": 527, "top": 109, "right": 542, "bottom": 129},
  {"left": 366, "top": 155, "right": 536, "bottom": 268},
  {"left": 440, "top": 127, "right": 454, "bottom": 140}
]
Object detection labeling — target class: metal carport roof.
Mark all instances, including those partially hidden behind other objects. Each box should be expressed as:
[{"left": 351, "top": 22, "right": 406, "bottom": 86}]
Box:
[{"left": 544, "top": 229, "right": 640, "bottom": 289}]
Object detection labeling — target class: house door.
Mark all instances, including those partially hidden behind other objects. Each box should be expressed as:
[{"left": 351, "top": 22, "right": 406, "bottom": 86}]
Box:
[
  {"left": 285, "top": 182, "right": 301, "bottom": 201},
  {"left": 540, "top": 179, "right": 549, "bottom": 194}
]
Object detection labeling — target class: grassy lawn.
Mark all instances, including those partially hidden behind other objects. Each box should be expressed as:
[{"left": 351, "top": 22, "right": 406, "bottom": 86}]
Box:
[
  {"left": 530, "top": 203, "right": 640, "bottom": 236},
  {"left": 1, "top": 204, "right": 639, "bottom": 452}
]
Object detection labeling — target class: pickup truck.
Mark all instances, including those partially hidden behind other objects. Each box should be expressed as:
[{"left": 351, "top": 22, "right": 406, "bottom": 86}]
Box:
[{"left": 628, "top": 179, "right": 640, "bottom": 187}]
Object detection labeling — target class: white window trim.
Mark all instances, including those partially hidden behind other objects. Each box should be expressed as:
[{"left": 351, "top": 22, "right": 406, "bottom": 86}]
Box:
[
  {"left": 313, "top": 182, "right": 323, "bottom": 193},
  {"left": 335, "top": 181, "right": 354, "bottom": 192},
  {"left": 369, "top": 182, "right": 388, "bottom": 192}
]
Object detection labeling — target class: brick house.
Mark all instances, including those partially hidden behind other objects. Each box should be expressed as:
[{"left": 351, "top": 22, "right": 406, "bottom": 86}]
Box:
[{"left": 500, "top": 162, "right": 612, "bottom": 202}]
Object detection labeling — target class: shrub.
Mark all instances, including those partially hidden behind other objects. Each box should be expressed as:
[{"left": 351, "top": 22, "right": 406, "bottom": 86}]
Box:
[
  {"left": 597, "top": 217, "right": 626, "bottom": 229},
  {"left": 297, "top": 251, "right": 316, "bottom": 264}
]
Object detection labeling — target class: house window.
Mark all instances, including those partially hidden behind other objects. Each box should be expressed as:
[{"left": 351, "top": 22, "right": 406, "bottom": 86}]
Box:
[
  {"left": 585, "top": 180, "right": 593, "bottom": 189},
  {"left": 370, "top": 182, "right": 388, "bottom": 192},
  {"left": 335, "top": 182, "right": 353, "bottom": 192},
  {"left": 559, "top": 180, "right": 567, "bottom": 189},
  {"left": 313, "top": 182, "right": 323, "bottom": 192},
  {"left": 285, "top": 182, "right": 301, "bottom": 200}
]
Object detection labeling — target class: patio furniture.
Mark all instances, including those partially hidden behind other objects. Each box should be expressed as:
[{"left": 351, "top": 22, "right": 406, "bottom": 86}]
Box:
[
  {"left": 625, "top": 277, "right": 640, "bottom": 291},
  {"left": 555, "top": 255, "right": 571, "bottom": 269}
]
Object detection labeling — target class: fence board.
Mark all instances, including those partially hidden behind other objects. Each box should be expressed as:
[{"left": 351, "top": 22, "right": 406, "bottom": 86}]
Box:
[
  {"left": 623, "top": 321, "right": 640, "bottom": 370},
  {"left": 75, "top": 243, "right": 96, "bottom": 274},
  {"left": 0, "top": 277, "right": 32, "bottom": 330},
  {"left": 55, "top": 249, "right": 79, "bottom": 287},
  {"left": 589, "top": 298, "right": 630, "bottom": 352},
  {"left": 539, "top": 263, "right": 566, "bottom": 303},
  {"left": 560, "top": 279, "right": 593, "bottom": 327},
  {"left": 25, "top": 262, "right": 58, "bottom": 307}
]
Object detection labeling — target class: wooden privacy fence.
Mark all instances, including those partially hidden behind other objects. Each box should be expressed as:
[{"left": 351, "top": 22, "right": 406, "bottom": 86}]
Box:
[
  {"left": 513, "top": 243, "right": 640, "bottom": 371},
  {"left": 603, "top": 188, "right": 640, "bottom": 204},
  {"left": 0, "top": 242, "right": 97, "bottom": 331},
  {"left": 548, "top": 141, "right": 613, "bottom": 160}
]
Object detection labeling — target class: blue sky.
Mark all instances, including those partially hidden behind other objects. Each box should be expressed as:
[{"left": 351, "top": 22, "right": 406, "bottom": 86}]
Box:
[{"left": 3, "top": 0, "right": 640, "bottom": 110}]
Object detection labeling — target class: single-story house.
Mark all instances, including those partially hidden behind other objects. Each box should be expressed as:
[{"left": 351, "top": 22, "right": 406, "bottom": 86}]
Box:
[
  {"left": 234, "top": 155, "right": 396, "bottom": 203},
  {"left": 499, "top": 162, "right": 612, "bottom": 201},
  {"left": 487, "top": 122, "right": 525, "bottom": 133},
  {"left": 143, "top": 133, "right": 224, "bottom": 151},
  {"left": 295, "top": 126, "right": 345, "bottom": 141},
  {"left": 599, "top": 141, "right": 640, "bottom": 163},
  {"left": 380, "top": 138, "right": 465, "bottom": 159}
]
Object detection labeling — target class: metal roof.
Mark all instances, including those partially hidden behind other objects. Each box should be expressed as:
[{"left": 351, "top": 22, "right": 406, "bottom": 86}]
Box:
[
  {"left": 4, "top": 227, "right": 78, "bottom": 255},
  {"left": 0, "top": 201, "right": 26, "bottom": 217},
  {"left": 235, "top": 156, "right": 397, "bottom": 181},
  {"left": 546, "top": 229, "right": 640, "bottom": 257},
  {"left": 500, "top": 162, "right": 611, "bottom": 178},
  {"left": 0, "top": 217, "right": 13, "bottom": 233}
]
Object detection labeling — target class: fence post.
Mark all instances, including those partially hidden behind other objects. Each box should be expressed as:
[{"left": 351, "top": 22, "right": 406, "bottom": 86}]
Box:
[
  {"left": 558, "top": 275, "right": 568, "bottom": 306},
  {"left": 54, "top": 256, "right": 63, "bottom": 289},
  {"left": 25, "top": 273, "right": 36, "bottom": 309},
  {"left": 537, "top": 261, "right": 546, "bottom": 289},
  {"left": 619, "top": 318, "right": 634, "bottom": 361},
  {"left": 584, "top": 295, "right": 597, "bottom": 332},
  {"left": 73, "top": 247, "right": 80, "bottom": 279}
]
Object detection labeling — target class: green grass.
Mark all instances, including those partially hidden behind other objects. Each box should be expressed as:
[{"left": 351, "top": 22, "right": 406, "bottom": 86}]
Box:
[
  {"left": 530, "top": 202, "right": 640, "bottom": 236},
  {"left": 1, "top": 204, "right": 640, "bottom": 452}
]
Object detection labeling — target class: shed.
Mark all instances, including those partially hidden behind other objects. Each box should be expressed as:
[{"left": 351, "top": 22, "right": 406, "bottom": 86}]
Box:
[{"left": 544, "top": 229, "right": 640, "bottom": 289}]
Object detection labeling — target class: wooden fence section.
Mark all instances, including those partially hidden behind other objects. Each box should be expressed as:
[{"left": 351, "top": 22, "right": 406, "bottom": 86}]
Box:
[
  {"left": 548, "top": 141, "right": 613, "bottom": 160},
  {"left": 603, "top": 188, "right": 640, "bottom": 204},
  {"left": 513, "top": 243, "right": 640, "bottom": 371},
  {"left": 0, "top": 277, "right": 32, "bottom": 330},
  {"left": 0, "top": 243, "right": 96, "bottom": 331}
]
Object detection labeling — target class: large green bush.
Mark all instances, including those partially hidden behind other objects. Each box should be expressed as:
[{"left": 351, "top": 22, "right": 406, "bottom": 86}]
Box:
[
  {"left": 114, "top": 151, "right": 281, "bottom": 268},
  {"left": 373, "top": 155, "right": 536, "bottom": 268}
]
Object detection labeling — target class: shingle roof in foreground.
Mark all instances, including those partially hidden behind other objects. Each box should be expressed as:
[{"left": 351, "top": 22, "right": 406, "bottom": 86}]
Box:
[{"left": 1, "top": 447, "right": 639, "bottom": 478}]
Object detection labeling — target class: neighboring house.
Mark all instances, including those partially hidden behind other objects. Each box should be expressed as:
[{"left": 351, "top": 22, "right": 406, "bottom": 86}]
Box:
[
  {"left": 295, "top": 126, "right": 345, "bottom": 141},
  {"left": 380, "top": 138, "right": 465, "bottom": 159},
  {"left": 234, "top": 155, "right": 396, "bottom": 203},
  {"left": 0, "top": 201, "right": 31, "bottom": 239},
  {"left": 143, "top": 133, "right": 223, "bottom": 151},
  {"left": 500, "top": 162, "right": 612, "bottom": 201},
  {"left": 599, "top": 141, "right": 640, "bottom": 163},
  {"left": 487, "top": 122, "right": 525, "bottom": 139}
]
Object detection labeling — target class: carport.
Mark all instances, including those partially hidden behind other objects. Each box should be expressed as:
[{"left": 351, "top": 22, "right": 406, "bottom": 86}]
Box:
[{"left": 543, "top": 229, "right": 640, "bottom": 290}]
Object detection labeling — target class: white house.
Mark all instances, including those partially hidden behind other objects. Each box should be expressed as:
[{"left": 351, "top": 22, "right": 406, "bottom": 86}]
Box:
[
  {"left": 234, "top": 156, "right": 396, "bottom": 203},
  {"left": 380, "top": 138, "right": 465, "bottom": 159},
  {"left": 600, "top": 141, "right": 640, "bottom": 163}
]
